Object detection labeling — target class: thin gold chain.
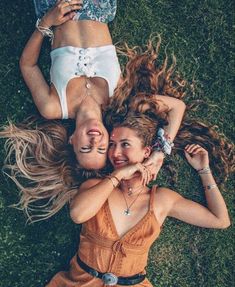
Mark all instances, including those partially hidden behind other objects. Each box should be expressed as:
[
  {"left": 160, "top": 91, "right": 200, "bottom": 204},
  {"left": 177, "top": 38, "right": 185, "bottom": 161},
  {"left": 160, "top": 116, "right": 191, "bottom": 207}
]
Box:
[{"left": 121, "top": 187, "right": 144, "bottom": 216}]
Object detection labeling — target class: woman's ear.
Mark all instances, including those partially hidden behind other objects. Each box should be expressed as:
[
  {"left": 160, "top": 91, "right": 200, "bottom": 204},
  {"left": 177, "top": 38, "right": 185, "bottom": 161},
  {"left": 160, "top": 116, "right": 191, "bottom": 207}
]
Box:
[
  {"left": 144, "top": 146, "right": 152, "bottom": 158},
  {"left": 69, "top": 135, "right": 74, "bottom": 145}
]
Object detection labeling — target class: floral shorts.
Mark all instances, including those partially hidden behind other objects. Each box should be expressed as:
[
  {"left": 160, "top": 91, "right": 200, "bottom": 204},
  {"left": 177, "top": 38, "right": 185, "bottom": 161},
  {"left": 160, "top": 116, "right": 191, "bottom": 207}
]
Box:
[{"left": 33, "top": 0, "right": 117, "bottom": 23}]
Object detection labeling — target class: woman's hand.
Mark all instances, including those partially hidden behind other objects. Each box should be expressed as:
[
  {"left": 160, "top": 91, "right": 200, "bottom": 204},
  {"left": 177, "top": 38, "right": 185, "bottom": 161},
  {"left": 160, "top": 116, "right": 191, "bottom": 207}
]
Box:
[
  {"left": 114, "top": 163, "right": 152, "bottom": 186},
  {"left": 143, "top": 151, "right": 164, "bottom": 180},
  {"left": 41, "top": 0, "right": 83, "bottom": 27},
  {"left": 184, "top": 144, "right": 209, "bottom": 171}
]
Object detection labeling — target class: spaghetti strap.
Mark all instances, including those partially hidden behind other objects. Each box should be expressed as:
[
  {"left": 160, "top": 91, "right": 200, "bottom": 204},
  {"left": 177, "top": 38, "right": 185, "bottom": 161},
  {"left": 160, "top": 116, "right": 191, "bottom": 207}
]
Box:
[{"left": 149, "top": 185, "right": 157, "bottom": 211}]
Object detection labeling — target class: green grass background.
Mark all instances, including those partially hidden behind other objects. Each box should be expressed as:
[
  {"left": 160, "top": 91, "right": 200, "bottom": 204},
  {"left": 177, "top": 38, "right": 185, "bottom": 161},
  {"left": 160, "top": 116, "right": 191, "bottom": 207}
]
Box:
[{"left": 0, "top": 0, "right": 234, "bottom": 286}]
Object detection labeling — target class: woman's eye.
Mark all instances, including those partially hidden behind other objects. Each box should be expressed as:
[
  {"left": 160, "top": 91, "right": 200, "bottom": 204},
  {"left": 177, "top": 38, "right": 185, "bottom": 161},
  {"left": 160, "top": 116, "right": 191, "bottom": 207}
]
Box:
[
  {"left": 109, "top": 142, "right": 114, "bottom": 148},
  {"left": 122, "top": 142, "right": 130, "bottom": 147},
  {"left": 81, "top": 147, "right": 91, "bottom": 152}
]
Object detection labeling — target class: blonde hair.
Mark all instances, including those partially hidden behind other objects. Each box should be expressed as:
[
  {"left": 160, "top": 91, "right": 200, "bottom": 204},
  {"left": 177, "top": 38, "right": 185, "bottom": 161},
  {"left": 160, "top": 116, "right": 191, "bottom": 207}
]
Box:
[{"left": 0, "top": 117, "right": 101, "bottom": 222}]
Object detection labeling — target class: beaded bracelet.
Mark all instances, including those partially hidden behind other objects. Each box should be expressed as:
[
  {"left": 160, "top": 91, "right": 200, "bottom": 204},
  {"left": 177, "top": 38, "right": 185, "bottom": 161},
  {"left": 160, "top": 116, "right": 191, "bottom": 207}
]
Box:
[{"left": 35, "top": 19, "right": 54, "bottom": 41}]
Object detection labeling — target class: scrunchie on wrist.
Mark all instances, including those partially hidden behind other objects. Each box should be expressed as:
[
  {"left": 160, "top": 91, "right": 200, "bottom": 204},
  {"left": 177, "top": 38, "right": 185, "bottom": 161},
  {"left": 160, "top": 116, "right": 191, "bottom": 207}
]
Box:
[{"left": 152, "top": 128, "right": 174, "bottom": 156}]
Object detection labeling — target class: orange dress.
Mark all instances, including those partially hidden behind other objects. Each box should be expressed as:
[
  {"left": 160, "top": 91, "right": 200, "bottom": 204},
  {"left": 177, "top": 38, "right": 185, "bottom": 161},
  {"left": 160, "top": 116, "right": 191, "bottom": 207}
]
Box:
[{"left": 46, "top": 187, "right": 161, "bottom": 287}]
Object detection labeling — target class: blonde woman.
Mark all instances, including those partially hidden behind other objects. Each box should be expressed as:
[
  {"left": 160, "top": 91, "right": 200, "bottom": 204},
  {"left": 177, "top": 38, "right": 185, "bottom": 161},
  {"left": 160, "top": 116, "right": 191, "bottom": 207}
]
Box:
[{"left": 20, "top": 0, "right": 120, "bottom": 169}]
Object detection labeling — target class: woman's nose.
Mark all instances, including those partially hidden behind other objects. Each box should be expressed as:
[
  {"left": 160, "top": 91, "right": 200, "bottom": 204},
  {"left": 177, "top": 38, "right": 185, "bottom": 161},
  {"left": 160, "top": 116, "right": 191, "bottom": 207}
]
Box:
[
  {"left": 90, "top": 136, "right": 100, "bottom": 146},
  {"left": 113, "top": 146, "right": 122, "bottom": 157}
]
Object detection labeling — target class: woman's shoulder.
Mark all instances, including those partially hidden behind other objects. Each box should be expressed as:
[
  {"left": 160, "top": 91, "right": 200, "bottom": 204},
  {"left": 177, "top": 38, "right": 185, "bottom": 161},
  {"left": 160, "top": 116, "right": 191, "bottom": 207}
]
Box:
[
  {"left": 152, "top": 186, "right": 183, "bottom": 224},
  {"left": 154, "top": 186, "right": 182, "bottom": 207},
  {"left": 155, "top": 186, "right": 174, "bottom": 196}
]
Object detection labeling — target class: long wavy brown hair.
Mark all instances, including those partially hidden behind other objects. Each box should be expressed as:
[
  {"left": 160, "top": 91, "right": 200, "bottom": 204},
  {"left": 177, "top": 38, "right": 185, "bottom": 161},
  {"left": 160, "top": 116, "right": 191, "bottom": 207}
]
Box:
[
  {"left": 105, "top": 35, "right": 234, "bottom": 182},
  {"left": 0, "top": 37, "right": 233, "bottom": 222}
]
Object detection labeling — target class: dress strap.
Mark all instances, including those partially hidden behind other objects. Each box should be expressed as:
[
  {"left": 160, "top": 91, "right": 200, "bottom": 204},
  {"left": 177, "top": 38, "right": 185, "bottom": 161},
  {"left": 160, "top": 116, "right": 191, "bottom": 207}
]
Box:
[{"left": 149, "top": 185, "right": 157, "bottom": 212}]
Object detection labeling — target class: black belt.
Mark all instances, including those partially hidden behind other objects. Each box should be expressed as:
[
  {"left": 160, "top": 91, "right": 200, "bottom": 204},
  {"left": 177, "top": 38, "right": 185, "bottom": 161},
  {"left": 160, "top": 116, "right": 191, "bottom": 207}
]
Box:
[{"left": 77, "top": 255, "right": 146, "bottom": 286}]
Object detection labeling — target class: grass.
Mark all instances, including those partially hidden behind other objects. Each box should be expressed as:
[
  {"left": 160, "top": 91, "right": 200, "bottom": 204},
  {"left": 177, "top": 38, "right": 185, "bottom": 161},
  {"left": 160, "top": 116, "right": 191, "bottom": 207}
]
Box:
[{"left": 0, "top": 0, "right": 234, "bottom": 286}]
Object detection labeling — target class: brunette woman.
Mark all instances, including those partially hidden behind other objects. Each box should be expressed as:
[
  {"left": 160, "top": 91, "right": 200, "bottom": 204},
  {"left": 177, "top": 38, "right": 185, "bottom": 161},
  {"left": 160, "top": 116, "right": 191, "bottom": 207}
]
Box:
[{"left": 45, "top": 110, "right": 231, "bottom": 287}]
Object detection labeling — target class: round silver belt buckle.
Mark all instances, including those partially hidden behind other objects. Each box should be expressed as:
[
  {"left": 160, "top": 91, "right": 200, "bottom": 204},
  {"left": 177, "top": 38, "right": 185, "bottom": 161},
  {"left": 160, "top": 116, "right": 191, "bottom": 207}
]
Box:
[{"left": 102, "top": 272, "right": 118, "bottom": 286}]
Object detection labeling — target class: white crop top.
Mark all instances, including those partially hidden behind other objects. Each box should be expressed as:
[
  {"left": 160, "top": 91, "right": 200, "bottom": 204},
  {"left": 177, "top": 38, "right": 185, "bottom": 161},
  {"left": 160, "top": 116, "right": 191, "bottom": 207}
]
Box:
[{"left": 50, "top": 45, "right": 121, "bottom": 119}]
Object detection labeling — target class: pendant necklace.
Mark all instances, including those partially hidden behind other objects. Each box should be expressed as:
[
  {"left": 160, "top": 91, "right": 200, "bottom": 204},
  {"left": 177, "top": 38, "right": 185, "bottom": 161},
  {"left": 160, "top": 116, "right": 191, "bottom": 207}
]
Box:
[
  {"left": 79, "top": 77, "right": 91, "bottom": 105},
  {"left": 84, "top": 77, "right": 102, "bottom": 107},
  {"left": 85, "top": 77, "right": 91, "bottom": 90},
  {"left": 121, "top": 180, "right": 143, "bottom": 197},
  {"left": 121, "top": 186, "right": 144, "bottom": 216}
]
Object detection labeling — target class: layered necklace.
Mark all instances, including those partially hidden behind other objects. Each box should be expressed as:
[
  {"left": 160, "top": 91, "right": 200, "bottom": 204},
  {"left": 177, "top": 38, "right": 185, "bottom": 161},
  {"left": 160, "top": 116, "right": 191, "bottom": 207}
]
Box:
[{"left": 120, "top": 181, "right": 144, "bottom": 216}]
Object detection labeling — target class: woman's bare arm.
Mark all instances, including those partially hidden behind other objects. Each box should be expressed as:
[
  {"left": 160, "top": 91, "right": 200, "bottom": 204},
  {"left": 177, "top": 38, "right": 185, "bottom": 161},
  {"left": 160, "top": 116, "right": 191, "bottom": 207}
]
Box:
[
  {"left": 157, "top": 144, "right": 230, "bottom": 229},
  {"left": 154, "top": 95, "right": 186, "bottom": 141},
  {"left": 19, "top": 1, "right": 82, "bottom": 118},
  {"left": 70, "top": 178, "right": 117, "bottom": 224},
  {"left": 20, "top": 29, "right": 57, "bottom": 119},
  {"left": 143, "top": 96, "right": 186, "bottom": 176}
]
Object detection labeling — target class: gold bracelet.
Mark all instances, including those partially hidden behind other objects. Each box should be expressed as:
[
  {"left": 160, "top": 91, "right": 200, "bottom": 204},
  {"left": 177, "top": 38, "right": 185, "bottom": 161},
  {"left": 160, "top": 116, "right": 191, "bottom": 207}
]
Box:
[
  {"left": 111, "top": 175, "right": 121, "bottom": 184},
  {"left": 106, "top": 176, "right": 119, "bottom": 188}
]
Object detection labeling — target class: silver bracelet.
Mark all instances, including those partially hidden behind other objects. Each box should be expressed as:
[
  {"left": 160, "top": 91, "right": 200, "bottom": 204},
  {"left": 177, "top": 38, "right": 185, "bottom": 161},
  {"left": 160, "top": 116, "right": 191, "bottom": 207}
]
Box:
[
  {"left": 35, "top": 19, "right": 54, "bottom": 41},
  {"left": 204, "top": 184, "right": 217, "bottom": 190},
  {"left": 198, "top": 166, "right": 211, "bottom": 175}
]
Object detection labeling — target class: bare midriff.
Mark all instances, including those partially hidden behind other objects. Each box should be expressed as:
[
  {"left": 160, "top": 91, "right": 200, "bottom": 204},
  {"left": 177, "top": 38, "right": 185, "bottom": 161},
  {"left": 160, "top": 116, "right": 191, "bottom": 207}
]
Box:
[{"left": 52, "top": 20, "right": 112, "bottom": 49}]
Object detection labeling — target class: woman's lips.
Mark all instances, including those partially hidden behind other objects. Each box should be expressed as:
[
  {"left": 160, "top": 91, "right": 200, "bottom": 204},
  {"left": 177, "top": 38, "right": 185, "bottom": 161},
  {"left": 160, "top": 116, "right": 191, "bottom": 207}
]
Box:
[
  {"left": 87, "top": 129, "right": 102, "bottom": 136},
  {"left": 113, "top": 159, "right": 128, "bottom": 167}
]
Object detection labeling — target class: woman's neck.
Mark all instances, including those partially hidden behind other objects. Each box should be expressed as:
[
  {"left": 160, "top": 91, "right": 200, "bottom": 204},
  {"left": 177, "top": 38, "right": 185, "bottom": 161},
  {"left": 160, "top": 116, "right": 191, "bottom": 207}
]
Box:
[
  {"left": 75, "top": 99, "right": 103, "bottom": 126},
  {"left": 120, "top": 176, "right": 149, "bottom": 196}
]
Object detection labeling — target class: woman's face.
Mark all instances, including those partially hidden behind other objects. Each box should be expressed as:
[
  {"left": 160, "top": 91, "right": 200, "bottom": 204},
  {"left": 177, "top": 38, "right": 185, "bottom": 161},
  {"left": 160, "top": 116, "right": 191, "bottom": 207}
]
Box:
[
  {"left": 70, "top": 119, "right": 109, "bottom": 169},
  {"left": 108, "top": 127, "right": 151, "bottom": 169}
]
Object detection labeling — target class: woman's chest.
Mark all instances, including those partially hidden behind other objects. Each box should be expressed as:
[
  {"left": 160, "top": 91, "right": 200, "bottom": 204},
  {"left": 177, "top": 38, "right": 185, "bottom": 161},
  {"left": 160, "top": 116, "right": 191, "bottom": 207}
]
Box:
[{"left": 107, "top": 193, "right": 152, "bottom": 238}]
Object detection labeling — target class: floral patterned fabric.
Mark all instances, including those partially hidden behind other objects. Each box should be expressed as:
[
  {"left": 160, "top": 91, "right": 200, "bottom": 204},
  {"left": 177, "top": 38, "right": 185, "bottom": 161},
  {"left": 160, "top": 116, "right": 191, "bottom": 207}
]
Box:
[{"left": 33, "top": 0, "right": 117, "bottom": 23}]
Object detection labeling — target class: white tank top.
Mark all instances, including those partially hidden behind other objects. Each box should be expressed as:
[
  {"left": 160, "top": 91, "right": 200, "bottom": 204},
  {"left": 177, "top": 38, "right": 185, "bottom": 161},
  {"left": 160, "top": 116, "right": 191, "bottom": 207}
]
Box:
[{"left": 50, "top": 45, "right": 121, "bottom": 119}]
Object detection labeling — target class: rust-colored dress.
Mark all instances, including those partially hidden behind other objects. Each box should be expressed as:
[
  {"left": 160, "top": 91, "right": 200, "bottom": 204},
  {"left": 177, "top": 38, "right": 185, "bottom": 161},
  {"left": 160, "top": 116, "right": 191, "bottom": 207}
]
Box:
[{"left": 46, "top": 187, "right": 161, "bottom": 287}]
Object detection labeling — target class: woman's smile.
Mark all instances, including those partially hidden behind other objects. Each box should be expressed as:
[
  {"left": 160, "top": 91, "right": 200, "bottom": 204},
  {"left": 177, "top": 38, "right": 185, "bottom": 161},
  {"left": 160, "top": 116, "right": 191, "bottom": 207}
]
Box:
[{"left": 112, "top": 157, "right": 128, "bottom": 168}]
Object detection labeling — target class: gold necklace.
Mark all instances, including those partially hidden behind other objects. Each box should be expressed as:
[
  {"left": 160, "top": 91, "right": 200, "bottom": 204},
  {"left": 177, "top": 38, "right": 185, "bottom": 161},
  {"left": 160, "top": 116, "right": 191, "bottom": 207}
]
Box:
[
  {"left": 121, "top": 187, "right": 144, "bottom": 216},
  {"left": 121, "top": 181, "right": 143, "bottom": 197},
  {"left": 78, "top": 77, "right": 91, "bottom": 106},
  {"left": 84, "top": 77, "right": 103, "bottom": 107}
]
